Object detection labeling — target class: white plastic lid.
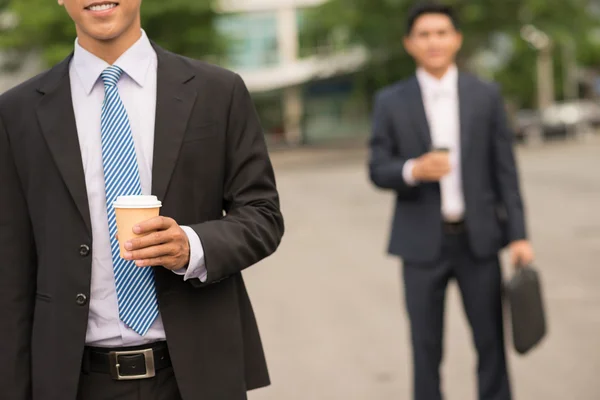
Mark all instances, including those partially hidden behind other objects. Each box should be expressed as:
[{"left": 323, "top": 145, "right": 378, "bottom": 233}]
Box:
[{"left": 113, "top": 195, "right": 162, "bottom": 209}]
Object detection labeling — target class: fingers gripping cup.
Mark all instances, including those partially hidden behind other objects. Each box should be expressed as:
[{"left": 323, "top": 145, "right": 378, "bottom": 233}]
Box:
[{"left": 113, "top": 195, "right": 162, "bottom": 258}]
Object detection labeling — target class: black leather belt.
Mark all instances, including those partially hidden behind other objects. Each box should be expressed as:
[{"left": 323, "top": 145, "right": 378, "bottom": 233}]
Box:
[
  {"left": 82, "top": 342, "right": 171, "bottom": 380},
  {"left": 443, "top": 220, "right": 466, "bottom": 234}
]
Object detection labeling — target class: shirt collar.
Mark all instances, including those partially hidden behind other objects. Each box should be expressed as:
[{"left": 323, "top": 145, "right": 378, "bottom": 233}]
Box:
[
  {"left": 416, "top": 64, "right": 458, "bottom": 97},
  {"left": 72, "top": 30, "right": 155, "bottom": 95}
]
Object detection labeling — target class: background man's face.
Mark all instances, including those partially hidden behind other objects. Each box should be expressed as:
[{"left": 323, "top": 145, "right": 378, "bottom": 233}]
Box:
[
  {"left": 404, "top": 13, "right": 463, "bottom": 73},
  {"left": 58, "top": 0, "right": 142, "bottom": 43}
]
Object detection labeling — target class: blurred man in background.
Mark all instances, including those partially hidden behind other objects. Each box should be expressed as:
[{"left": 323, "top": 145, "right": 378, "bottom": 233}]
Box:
[
  {"left": 0, "top": 0, "right": 283, "bottom": 399},
  {"left": 369, "top": 3, "right": 534, "bottom": 400}
]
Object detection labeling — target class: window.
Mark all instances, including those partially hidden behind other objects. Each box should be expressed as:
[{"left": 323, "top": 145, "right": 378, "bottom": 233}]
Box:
[{"left": 216, "top": 12, "right": 280, "bottom": 70}]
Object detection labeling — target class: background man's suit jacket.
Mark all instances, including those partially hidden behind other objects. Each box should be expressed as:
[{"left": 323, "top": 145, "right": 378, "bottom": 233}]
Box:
[
  {"left": 369, "top": 73, "right": 527, "bottom": 264},
  {"left": 0, "top": 45, "right": 284, "bottom": 400}
]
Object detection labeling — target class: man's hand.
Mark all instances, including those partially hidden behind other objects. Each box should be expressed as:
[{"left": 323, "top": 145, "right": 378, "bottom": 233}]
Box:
[
  {"left": 510, "top": 240, "right": 535, "bottom": 268},
  {"left": 412, "top": 151, "right": 452, "bottom": 182},
  {"left": 123, "top": 216, "right": 190, "bottom": 271}
]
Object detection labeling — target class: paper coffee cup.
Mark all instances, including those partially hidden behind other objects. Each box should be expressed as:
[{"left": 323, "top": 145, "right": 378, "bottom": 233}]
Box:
[
  {"left": 113, "top": 195, "right": 162, "bottom": 258},
  {"left": 433, "top": 146, "right": 451, "bottom": 161}
]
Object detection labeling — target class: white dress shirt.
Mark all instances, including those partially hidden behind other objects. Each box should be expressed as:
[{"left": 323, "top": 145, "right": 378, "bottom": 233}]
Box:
[
  {"left": 69, "top": 31, "right": 207, "bottom": 347},
  {"left": 403, "top": 65, "right": 466, "bottom": 222}
]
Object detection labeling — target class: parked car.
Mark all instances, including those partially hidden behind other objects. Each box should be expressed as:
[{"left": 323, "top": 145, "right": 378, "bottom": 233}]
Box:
[
  {"left": 513, "top": 109, "right": 541, "bottom": 142},
  {"left": 513, "top": 100, "right": 600, "bottom": 142}
]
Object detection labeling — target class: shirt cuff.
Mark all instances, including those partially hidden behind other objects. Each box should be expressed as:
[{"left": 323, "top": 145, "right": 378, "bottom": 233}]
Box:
[
  {"left": 402, "top": 159, "right": 418, "bottom": 186},
  {"left": 173, "top": 226, "right": 208, "bottom": 283}
]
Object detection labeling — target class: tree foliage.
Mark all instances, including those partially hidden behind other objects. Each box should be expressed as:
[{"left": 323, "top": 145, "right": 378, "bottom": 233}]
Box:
[
  {"left": 300, "top": 0, "right": 600, "bottom": 108},
  {"left": 0, "top": 0, "right": 224, "bottom": 67}
]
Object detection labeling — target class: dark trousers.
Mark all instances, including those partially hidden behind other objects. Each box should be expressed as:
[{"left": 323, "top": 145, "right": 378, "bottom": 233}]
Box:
[
  {"left": 76, "top": 366, "right": 182, "bottom": 400},
  {"left": 403, "top": 229, "right": 511, "bottom": 400}
]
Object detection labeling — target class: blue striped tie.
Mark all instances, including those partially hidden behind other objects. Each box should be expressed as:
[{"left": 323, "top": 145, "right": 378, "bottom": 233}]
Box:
[{"left": 100, "top": 65, "right": 158, "bottom": 336}]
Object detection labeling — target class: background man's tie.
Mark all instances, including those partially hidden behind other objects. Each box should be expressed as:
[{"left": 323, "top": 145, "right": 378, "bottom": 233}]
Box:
[{"left": 100, "top": 65, "right": 159, "bottom": 336}]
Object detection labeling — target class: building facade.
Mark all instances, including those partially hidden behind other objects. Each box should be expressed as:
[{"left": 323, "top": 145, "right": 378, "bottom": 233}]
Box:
[{"left": 216, "top": 0, "right": 370, "bottom": 146}]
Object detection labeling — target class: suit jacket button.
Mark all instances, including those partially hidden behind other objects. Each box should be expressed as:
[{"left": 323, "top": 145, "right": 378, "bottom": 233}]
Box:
[
  {"left": 76, "top": 294, "right": 88, "bottom": 306},
  {"left": 79, "top": 244, "right": 91, "bottom": 257}
]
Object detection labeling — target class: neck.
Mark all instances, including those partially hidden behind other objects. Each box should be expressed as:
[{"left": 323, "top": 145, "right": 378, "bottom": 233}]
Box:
[
  {"left": 421, "top": 64, "right": 454, "bottom": 80},
  {"left": 77, "top": 21, "right": 142, "bottom": 65}
]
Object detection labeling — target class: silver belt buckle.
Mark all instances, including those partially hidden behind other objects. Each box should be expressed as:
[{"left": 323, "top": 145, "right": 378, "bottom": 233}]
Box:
[{"left": 108, "top": 348, "right": 156, "bottom": 380}]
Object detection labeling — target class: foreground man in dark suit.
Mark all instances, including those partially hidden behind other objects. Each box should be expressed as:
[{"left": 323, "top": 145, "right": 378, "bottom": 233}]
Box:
[
  {"left": 369, "top": 4, "right": 534, "bottom": 400},
  {"left": 0, "top": 0, "right": 283, "bottom": 399}
]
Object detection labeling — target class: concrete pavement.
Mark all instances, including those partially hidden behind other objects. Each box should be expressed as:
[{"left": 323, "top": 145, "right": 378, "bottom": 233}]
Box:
[{"left": 246, "top": 136, "right": 600, "bottom": 400}]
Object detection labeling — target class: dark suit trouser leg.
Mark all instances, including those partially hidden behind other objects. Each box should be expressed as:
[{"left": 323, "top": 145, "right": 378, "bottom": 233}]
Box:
[
  {"left": 403, "top": 255, "right": 452, "bottom": 400},
  {"left": 452, "top": 233, "right": 512, "bottom": 400},
  {"left": 403, "top": 231, "right": 511, "bottom": 400},
  {"left": 76, "top": 366, "right": 182, "bottom": 400}
]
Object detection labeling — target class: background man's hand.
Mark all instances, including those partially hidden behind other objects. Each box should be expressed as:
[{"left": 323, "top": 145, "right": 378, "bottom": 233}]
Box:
[
  {"left": 123, "top": 216, "right": 190, "bottom": 271},
  {"left": 412, "top": 151, "right": 452, "bottom": 182},
  {"left": 510, "top": 239, "right": 535, "bottom": 268}
]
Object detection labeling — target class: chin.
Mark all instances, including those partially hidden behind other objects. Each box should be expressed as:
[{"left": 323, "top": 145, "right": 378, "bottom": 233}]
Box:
[
  {"left": 86, "top": 26, "right": 124, "bottom": 42},
  {"left": 424, "top": 61, "right": 452, "bottom": 71}
]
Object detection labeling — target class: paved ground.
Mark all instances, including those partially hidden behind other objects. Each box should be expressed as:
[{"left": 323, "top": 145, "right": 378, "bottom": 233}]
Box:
[{"left": 246, "top": 135, "right": 600, "bottom": 400}]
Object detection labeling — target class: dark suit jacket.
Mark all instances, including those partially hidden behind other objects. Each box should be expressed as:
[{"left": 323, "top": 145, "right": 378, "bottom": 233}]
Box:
[
  {"left": 0, "top": 45, "right": 284, "bottom": 400},
  {"left": 369, "top": 73, "right": 526, "bottom": 264}
]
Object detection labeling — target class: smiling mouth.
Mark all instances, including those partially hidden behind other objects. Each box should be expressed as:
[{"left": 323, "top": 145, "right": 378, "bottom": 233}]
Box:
[{"left": 85, "top": 2, "right": 119, "bottom": 11}]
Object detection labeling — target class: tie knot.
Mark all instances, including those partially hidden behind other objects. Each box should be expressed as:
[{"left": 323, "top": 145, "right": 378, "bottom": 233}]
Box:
[{"left": 101, "top": 65, "right": 124, "bottom": 88}]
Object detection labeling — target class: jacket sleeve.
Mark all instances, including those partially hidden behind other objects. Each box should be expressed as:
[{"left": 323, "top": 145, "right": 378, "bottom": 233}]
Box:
[
  {"left": 188, "top": 74, "right": 284, "bottom": 287},
  {"left": 0, "top": 112, "right": 37, "bottom": 399},
  {"left": 490, "top": 86, "right": 527, "bottom": 242},
  {"left": 368, "top": 91, "right": 420, "bottom": 200}
]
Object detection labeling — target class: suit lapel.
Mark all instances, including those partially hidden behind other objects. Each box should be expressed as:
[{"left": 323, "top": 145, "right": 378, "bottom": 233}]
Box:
[
  {"left": 458, "top": 73, "right": 474, "bottom": 157},
  {"left": 151, "top": 45, "right": 197, "bottom": 201},
  {"left": 406, "top": 77, "right": 432, "bottom": 150},
  {"left": 36, "top": 56, "right": 92, "bottom": 233}
]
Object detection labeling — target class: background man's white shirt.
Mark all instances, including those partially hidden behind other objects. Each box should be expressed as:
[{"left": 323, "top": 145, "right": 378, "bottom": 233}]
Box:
[{"left": 403, "top": 65, "right": 466, "bottom": 222}]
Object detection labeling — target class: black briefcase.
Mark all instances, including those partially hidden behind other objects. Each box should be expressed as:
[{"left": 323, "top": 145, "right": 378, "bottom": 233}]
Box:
[{"left": 505, "top": 265, "right": 547, "bottom": 354}]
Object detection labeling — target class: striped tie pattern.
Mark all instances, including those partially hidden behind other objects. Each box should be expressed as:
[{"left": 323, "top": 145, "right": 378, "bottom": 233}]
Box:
[{"left": 100, "top": 65, "right": 158, "bottom": 336}]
